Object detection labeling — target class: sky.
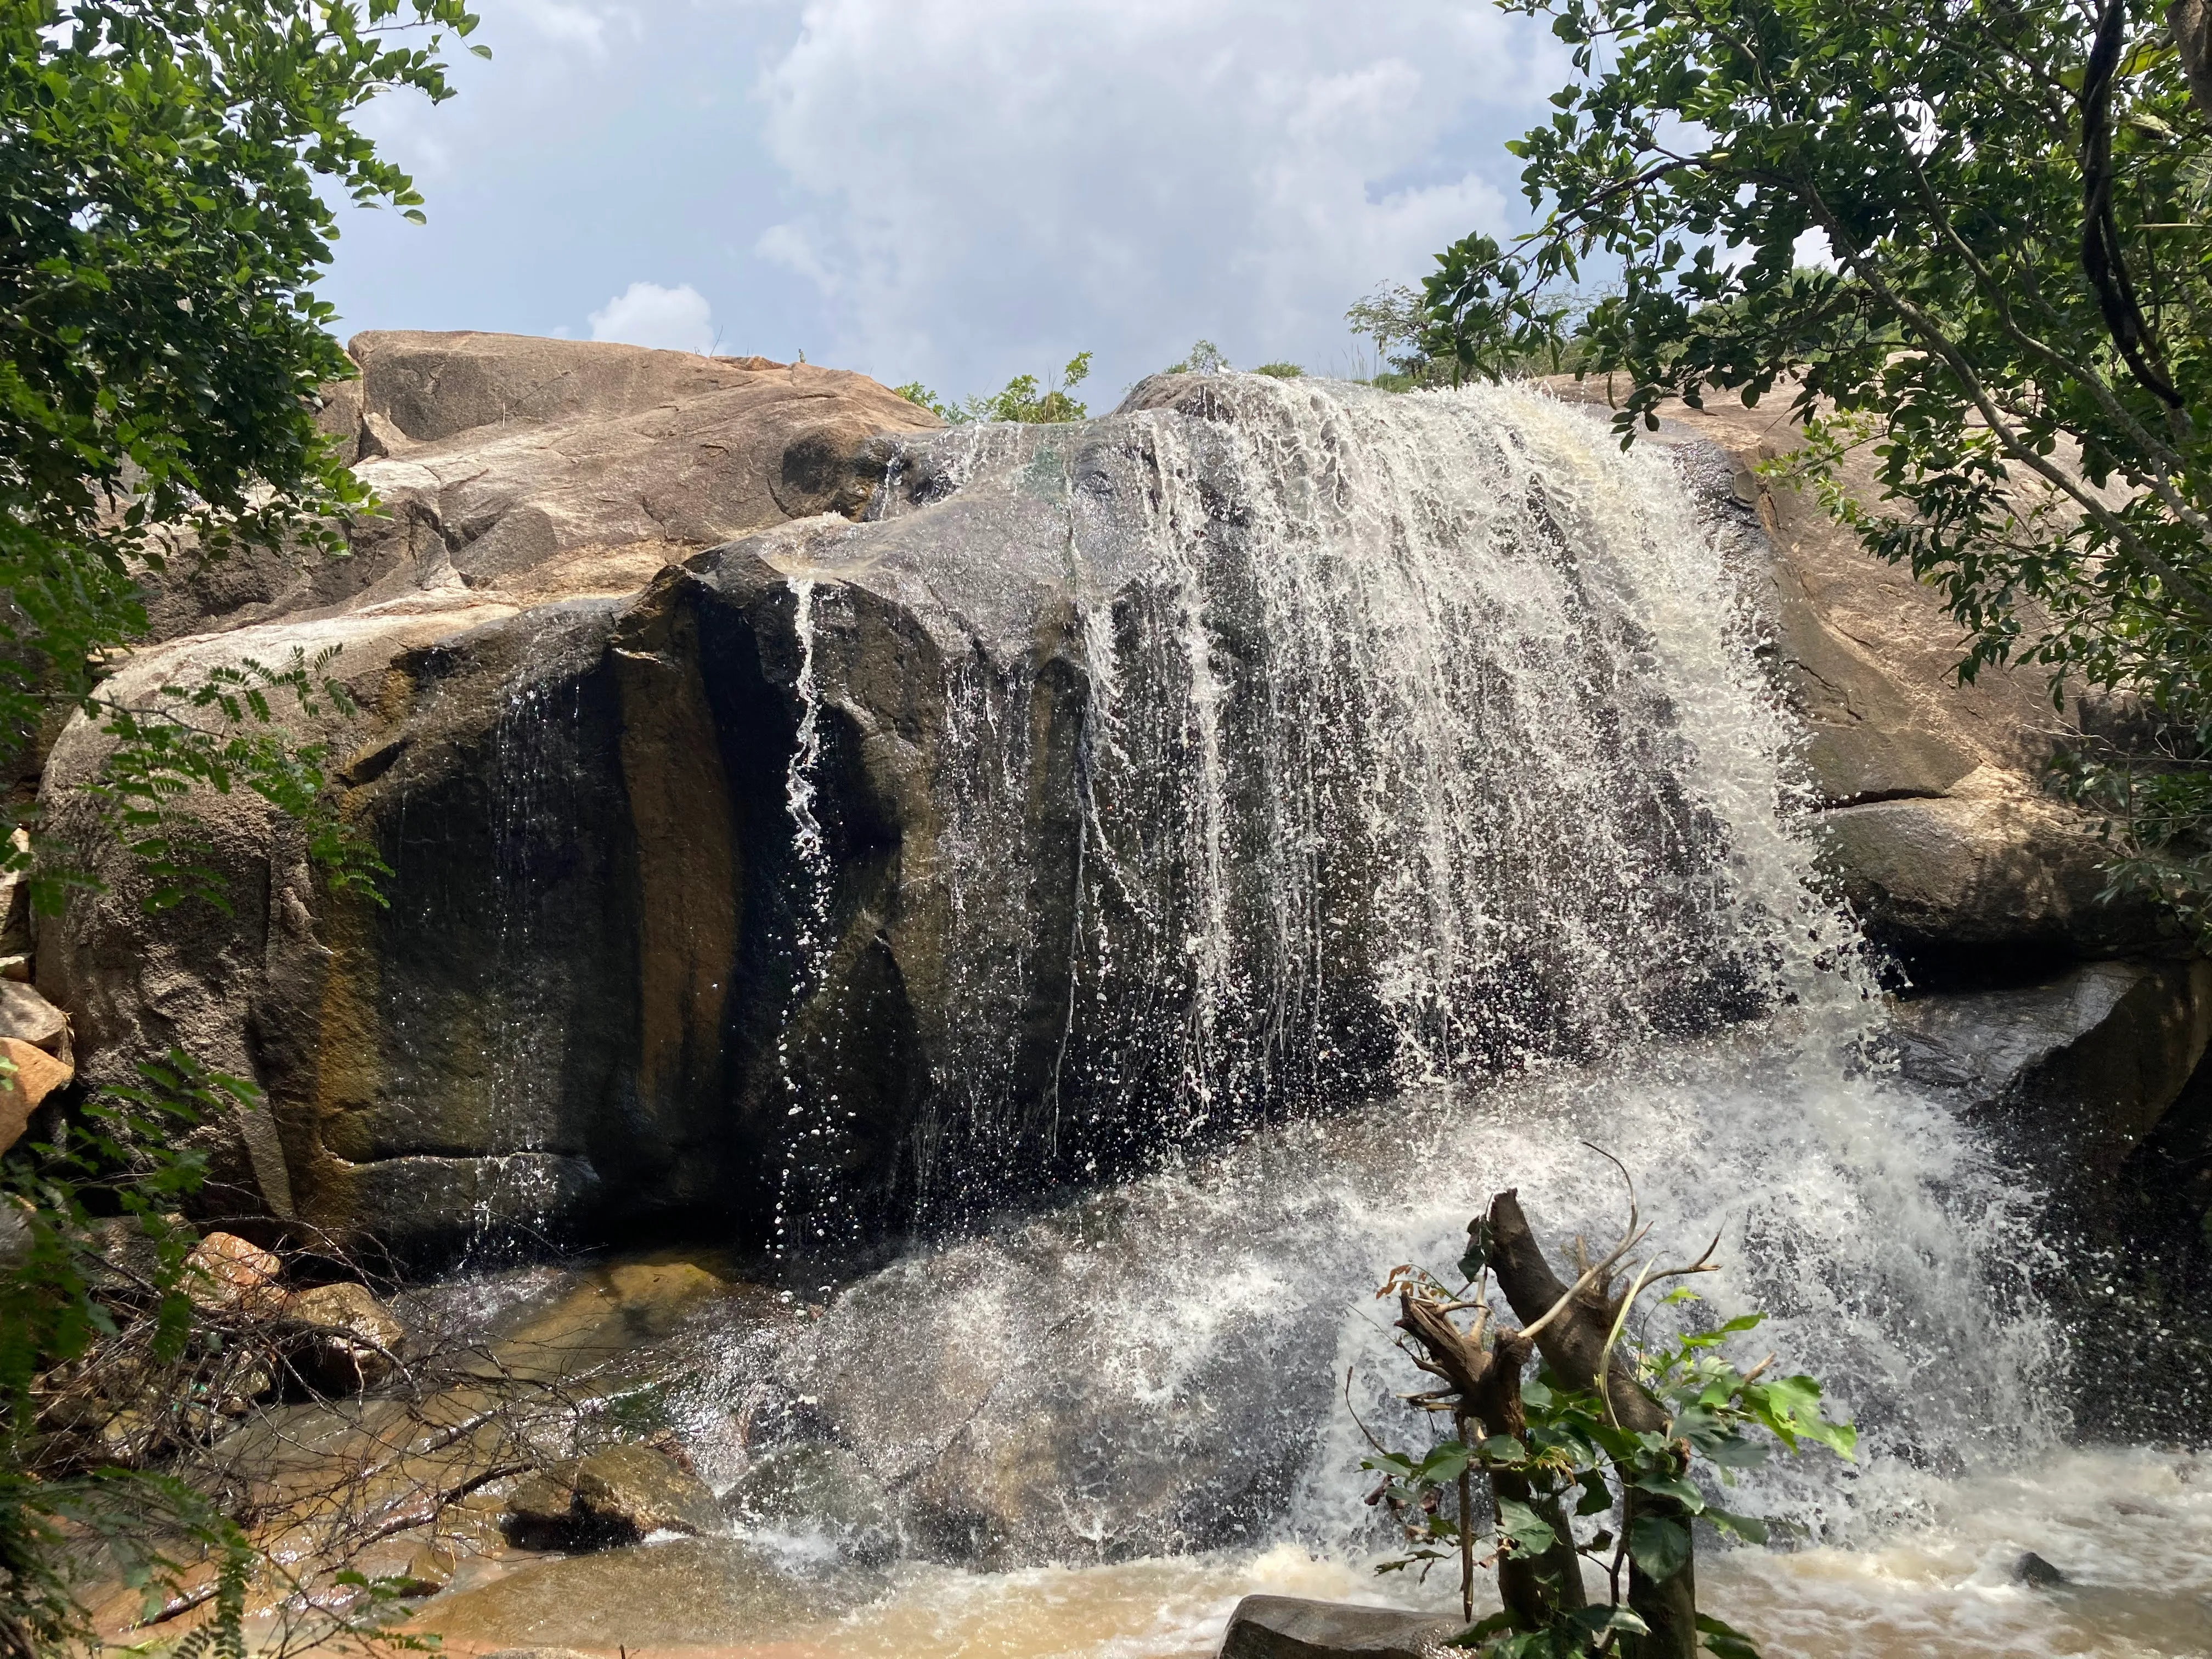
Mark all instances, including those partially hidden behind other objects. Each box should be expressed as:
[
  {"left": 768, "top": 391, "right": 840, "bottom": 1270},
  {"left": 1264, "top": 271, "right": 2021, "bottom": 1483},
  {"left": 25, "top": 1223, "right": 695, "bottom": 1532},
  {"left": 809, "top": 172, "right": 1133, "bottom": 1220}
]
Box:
[{"left": 326, "top": 0, "right": 1571, "bottom": 405}]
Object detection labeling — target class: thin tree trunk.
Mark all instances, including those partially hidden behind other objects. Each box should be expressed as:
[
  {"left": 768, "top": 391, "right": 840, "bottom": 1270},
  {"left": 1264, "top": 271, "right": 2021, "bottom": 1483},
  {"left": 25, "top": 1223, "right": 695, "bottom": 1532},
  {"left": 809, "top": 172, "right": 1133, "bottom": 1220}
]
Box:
[
  {"left": 1396, "top": 1296, "right": 1585, "bottom": 1628},
  {"left": 1485, "top": 1191, "right": 1696, "bottom": 1659}
]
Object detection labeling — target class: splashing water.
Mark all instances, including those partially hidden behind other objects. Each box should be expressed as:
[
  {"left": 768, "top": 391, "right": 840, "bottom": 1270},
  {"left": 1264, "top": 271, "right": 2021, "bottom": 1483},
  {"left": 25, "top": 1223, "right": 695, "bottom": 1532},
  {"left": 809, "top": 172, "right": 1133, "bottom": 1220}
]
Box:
[{"left": 656, "top": 379, "right": 2112, "bottom": 1652}]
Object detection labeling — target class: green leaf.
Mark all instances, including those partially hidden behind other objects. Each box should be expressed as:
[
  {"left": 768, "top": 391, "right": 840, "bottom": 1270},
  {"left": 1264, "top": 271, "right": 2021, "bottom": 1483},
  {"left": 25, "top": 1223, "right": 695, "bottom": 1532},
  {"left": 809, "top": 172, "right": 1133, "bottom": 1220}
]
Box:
[
  {"left": 1420, "top": 1441, "right": 1475, "bottom": 1484},
  {"left": 1496, "top": 1497, "right": 1562, "bottom": 1556},
  {"left": 1443, "top": 1610, "right": 1517, "bottom": 1647},
  {"left": 1697, "top": 1611, "right": 1765, "bottom": 1659},
  {"left": 1567, "top": 1604, "right": 1651, "bottom": 1642},
  {"left": 1458, "top": 1216, "right": 1492, "bottom": 1282},
  {"left": 1704, "top": 1507, "right": 1770, "bottom": 1544},
  {"left": 1630, "top": 1470, "right": 1706, "bottom": 1512},
  {"left": 1628, "top": 1515, "right": 1692, "bottom": 1582},
  {"left": 1476, "top": 1435, "right": 1528, "bottom": 1466}
]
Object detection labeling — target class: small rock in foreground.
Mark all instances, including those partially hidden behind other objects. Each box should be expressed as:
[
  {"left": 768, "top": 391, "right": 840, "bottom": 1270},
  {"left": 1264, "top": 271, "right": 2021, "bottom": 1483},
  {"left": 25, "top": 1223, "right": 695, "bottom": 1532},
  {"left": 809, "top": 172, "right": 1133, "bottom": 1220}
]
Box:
[
  {"left": 185, "top": 1231, "right": 281, "bottom": 1312},
  {"left": 1220, "top": 1594, "right": 1457, "bottom": 1659}
]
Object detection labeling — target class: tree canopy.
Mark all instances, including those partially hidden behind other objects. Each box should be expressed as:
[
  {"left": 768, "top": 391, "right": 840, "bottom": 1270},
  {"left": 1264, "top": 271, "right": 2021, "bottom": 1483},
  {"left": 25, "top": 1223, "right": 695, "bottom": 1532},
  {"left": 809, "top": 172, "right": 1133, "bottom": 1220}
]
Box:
[
  {"left": 1, "top": 0, "right": 473, "bottom": 1649},
  {"left": 1, "top": 0, "right": 478, "bottom": 905},
  {"left": 1426, "top": 0, "right": 2212, "bottom": 935}
]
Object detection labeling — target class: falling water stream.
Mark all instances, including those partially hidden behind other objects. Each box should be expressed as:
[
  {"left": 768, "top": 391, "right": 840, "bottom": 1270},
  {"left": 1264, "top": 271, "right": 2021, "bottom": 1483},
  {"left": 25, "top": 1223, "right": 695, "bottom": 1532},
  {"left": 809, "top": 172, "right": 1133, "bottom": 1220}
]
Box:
[{"left": 432, "top": 379, "right": 2212, "bottom": 1656}]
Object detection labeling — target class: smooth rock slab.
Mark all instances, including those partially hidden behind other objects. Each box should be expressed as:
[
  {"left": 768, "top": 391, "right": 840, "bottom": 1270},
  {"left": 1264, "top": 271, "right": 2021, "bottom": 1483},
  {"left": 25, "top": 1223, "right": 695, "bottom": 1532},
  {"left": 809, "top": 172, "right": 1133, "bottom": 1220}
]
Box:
[
  {"left": 0, "top": 978, "right": 67, "bottom": 1056},
  {"left": 410, "top": 1537, "right": 873, "bottom": 1651},
  {"left": 1220, "top": 1594, "right": 1456, "bottom": 1659}
]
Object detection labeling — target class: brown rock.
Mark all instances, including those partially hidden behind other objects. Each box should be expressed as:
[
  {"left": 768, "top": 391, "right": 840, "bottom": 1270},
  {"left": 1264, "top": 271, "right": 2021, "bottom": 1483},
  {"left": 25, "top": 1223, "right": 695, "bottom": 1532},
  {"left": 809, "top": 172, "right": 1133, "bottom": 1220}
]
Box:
[
  {"left": 184, "top": 1230, "right": 281, "bottom": 1312},
  {"left": 1220, "top": 1594, "right": 1455, "bottom": 1659},
  {"left": 0, "top": 1037, "right": 69, "bottom": 1153},
  {"left": 501, "top": 1468, "right": 581, "bottom": 1539},
  {"left": 1546, "top": 377, "right": 2177, "bottom": 963},
  {"left": 0, "top": 979, "right": 66, "bottom": 1057},
  {"left": 502, "top": 1443, "right": 719, "bottom": 1549},
  {"left": 151, "top": 330, "right": 943, "bottom": 641},
  {"left": 569, "top": 1442, "right": 720, "bottom": 1538},
  {"left": 283, "top": 1280, "right": 405, "bottom": 1391}
]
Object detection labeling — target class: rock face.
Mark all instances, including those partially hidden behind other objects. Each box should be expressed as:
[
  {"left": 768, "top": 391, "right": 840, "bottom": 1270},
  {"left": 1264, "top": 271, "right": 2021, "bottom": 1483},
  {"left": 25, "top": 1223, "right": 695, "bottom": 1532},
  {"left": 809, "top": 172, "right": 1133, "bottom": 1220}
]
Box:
[
  {"left": 1883, "top": 958, "right": 2212, "bottom": 1220},
  {"left": 38, "top": 334, "right": 938, "bottom": 1260},
  {"left": 1567, "top": 383, "right": 2179, "bottom": 970},
  {"left": 31, "top": 338, "right": 2209, "bottom": 1265}
]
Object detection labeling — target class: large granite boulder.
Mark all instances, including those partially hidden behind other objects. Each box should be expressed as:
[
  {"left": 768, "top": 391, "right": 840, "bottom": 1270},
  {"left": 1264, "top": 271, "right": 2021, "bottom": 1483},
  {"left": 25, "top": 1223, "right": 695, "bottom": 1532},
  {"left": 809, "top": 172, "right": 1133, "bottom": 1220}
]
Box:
[
  {"left": 31, "top": 343, "right": 2205, "bottom": 1266},
  {"left": 144, "top": 331, "right": 928, "bottom": 642},
  {"left": 38, "top": 334, "right": 936, "bottom": 1257}
]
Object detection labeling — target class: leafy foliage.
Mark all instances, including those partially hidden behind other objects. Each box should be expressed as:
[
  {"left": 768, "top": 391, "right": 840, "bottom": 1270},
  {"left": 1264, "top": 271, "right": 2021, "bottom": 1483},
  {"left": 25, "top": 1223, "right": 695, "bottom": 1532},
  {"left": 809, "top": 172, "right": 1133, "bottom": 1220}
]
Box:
[
  {"left": 896, "top": 352, "right": 1093, "bottom": 424},
  {"left": 0, "top": 0, "right": 475, "bottom": 1647},
  {"left": 1163, "top": 338, "right": 1230, "bottom": 376},
  {"left": 1422, "top": 0, "right": 2212, "bottom": 936},
  {"left": 1, "top": 1050, "right": 246, "bottom": 1656},
  {"left": 1365, "top": 1256, "right": 1852, "bottom": 1657},
  {"left": 1347, "top": 284, "right": 1447, "bottom": 388}
]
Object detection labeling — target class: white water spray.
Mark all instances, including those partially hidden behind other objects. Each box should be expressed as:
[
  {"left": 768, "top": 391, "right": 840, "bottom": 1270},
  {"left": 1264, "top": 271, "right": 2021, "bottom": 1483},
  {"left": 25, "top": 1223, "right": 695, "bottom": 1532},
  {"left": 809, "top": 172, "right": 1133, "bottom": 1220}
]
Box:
[{"left": 699, "top": 377, "right": 2064, "bottom": 1575}]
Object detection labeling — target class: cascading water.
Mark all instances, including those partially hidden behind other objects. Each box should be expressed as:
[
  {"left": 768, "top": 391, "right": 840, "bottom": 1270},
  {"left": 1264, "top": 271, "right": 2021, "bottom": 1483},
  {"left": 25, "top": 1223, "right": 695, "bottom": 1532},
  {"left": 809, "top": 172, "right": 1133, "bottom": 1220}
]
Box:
[
  {"left": 467, "top": 675, "right": 585, "bottom": 1252},
  {"left": 664, "top": 378, "right": 2124, "bottom": 1653}
]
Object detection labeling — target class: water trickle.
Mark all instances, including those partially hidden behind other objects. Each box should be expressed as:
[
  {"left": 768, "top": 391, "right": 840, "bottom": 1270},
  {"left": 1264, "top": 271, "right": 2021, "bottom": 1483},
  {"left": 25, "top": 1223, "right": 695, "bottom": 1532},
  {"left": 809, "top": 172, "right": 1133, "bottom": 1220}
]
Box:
[{"left": 770, "top": 575, "right": 862, "bottom": 1271}]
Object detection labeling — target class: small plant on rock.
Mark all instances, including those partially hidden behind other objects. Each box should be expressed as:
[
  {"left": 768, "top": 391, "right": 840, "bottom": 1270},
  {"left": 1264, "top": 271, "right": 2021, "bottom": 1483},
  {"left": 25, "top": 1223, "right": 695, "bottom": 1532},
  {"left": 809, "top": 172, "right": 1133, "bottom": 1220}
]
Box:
[
  {"left": 1358, "top": 1162, "right": 1854, "bottom": 1658},
  {"left": 896, "top": 352, "right": 1093, "bottom": 424}
]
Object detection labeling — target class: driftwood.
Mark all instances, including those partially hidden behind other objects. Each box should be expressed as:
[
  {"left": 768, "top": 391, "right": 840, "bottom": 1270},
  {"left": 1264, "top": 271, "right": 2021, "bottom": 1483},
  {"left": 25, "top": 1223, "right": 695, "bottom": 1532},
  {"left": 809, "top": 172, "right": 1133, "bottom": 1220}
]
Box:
[
  {"left": 1488, "top": 1188, "right": 1701, "bottom": 1659},
  {"left": 1394, "top": 1294, "right": 1585, "bottom": 1626},
  {"left": 1388, "top": 1178, "right": 1717, "bottom": 1659}
]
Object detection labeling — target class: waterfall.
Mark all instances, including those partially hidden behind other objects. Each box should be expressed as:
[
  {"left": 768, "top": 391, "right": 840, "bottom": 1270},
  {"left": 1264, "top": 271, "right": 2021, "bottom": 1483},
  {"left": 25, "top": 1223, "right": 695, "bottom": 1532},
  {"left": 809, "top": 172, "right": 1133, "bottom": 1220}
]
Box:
[
  {"left": 704, "top": 377, "right": 2063, "bottom": 1567},
  {"left": 771, "top": 577, "right": 842, "bottom": 1267},
  {"left": 466, "top": 673, "right": 586, "bottom": 1255}
]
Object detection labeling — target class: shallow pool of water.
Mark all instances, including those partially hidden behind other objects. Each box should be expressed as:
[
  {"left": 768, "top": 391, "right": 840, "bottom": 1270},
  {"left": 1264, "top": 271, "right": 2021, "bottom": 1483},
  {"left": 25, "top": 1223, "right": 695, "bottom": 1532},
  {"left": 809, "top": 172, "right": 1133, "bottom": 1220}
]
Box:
[{"left": 741, "top": 1447, "right": 2212, "bottom": 1659}]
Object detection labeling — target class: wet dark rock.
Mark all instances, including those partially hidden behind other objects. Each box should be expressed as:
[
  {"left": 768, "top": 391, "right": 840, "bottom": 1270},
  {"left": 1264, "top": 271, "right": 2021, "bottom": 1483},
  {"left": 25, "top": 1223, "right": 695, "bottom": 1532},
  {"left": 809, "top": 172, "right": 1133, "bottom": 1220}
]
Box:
[
  {"left": 38, "top": 335, "right": 938, "bottom": 1265},
  {"left": 1883, "top": 959, "right": 2212, "bottom": 1227},
  {"left": 504, "top": 1443, "right": 720, "bottom": 1548},
  {"left": 2018, "top": 1551, "right": 2069, "bottom": 1587},
  {"left": 1220, "top": 1594, "right": 1456, "bottom": 1659},
  {"left": 721, "top": 1442, "right": 898, "bottom": 1564}
]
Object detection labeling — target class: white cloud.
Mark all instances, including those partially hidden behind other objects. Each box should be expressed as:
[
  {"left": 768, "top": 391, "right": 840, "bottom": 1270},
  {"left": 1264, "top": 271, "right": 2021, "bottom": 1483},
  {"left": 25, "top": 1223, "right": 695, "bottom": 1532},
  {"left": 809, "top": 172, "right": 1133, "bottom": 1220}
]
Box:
[
  {"left": 589, "top": 281, "right": 718, "bottom": 353},
  {"left": 507, "top": 0, "right": 631, "bottom": 52},
  {"left": 754, "top": 0, "right": 1560, "bottom": 394}
]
